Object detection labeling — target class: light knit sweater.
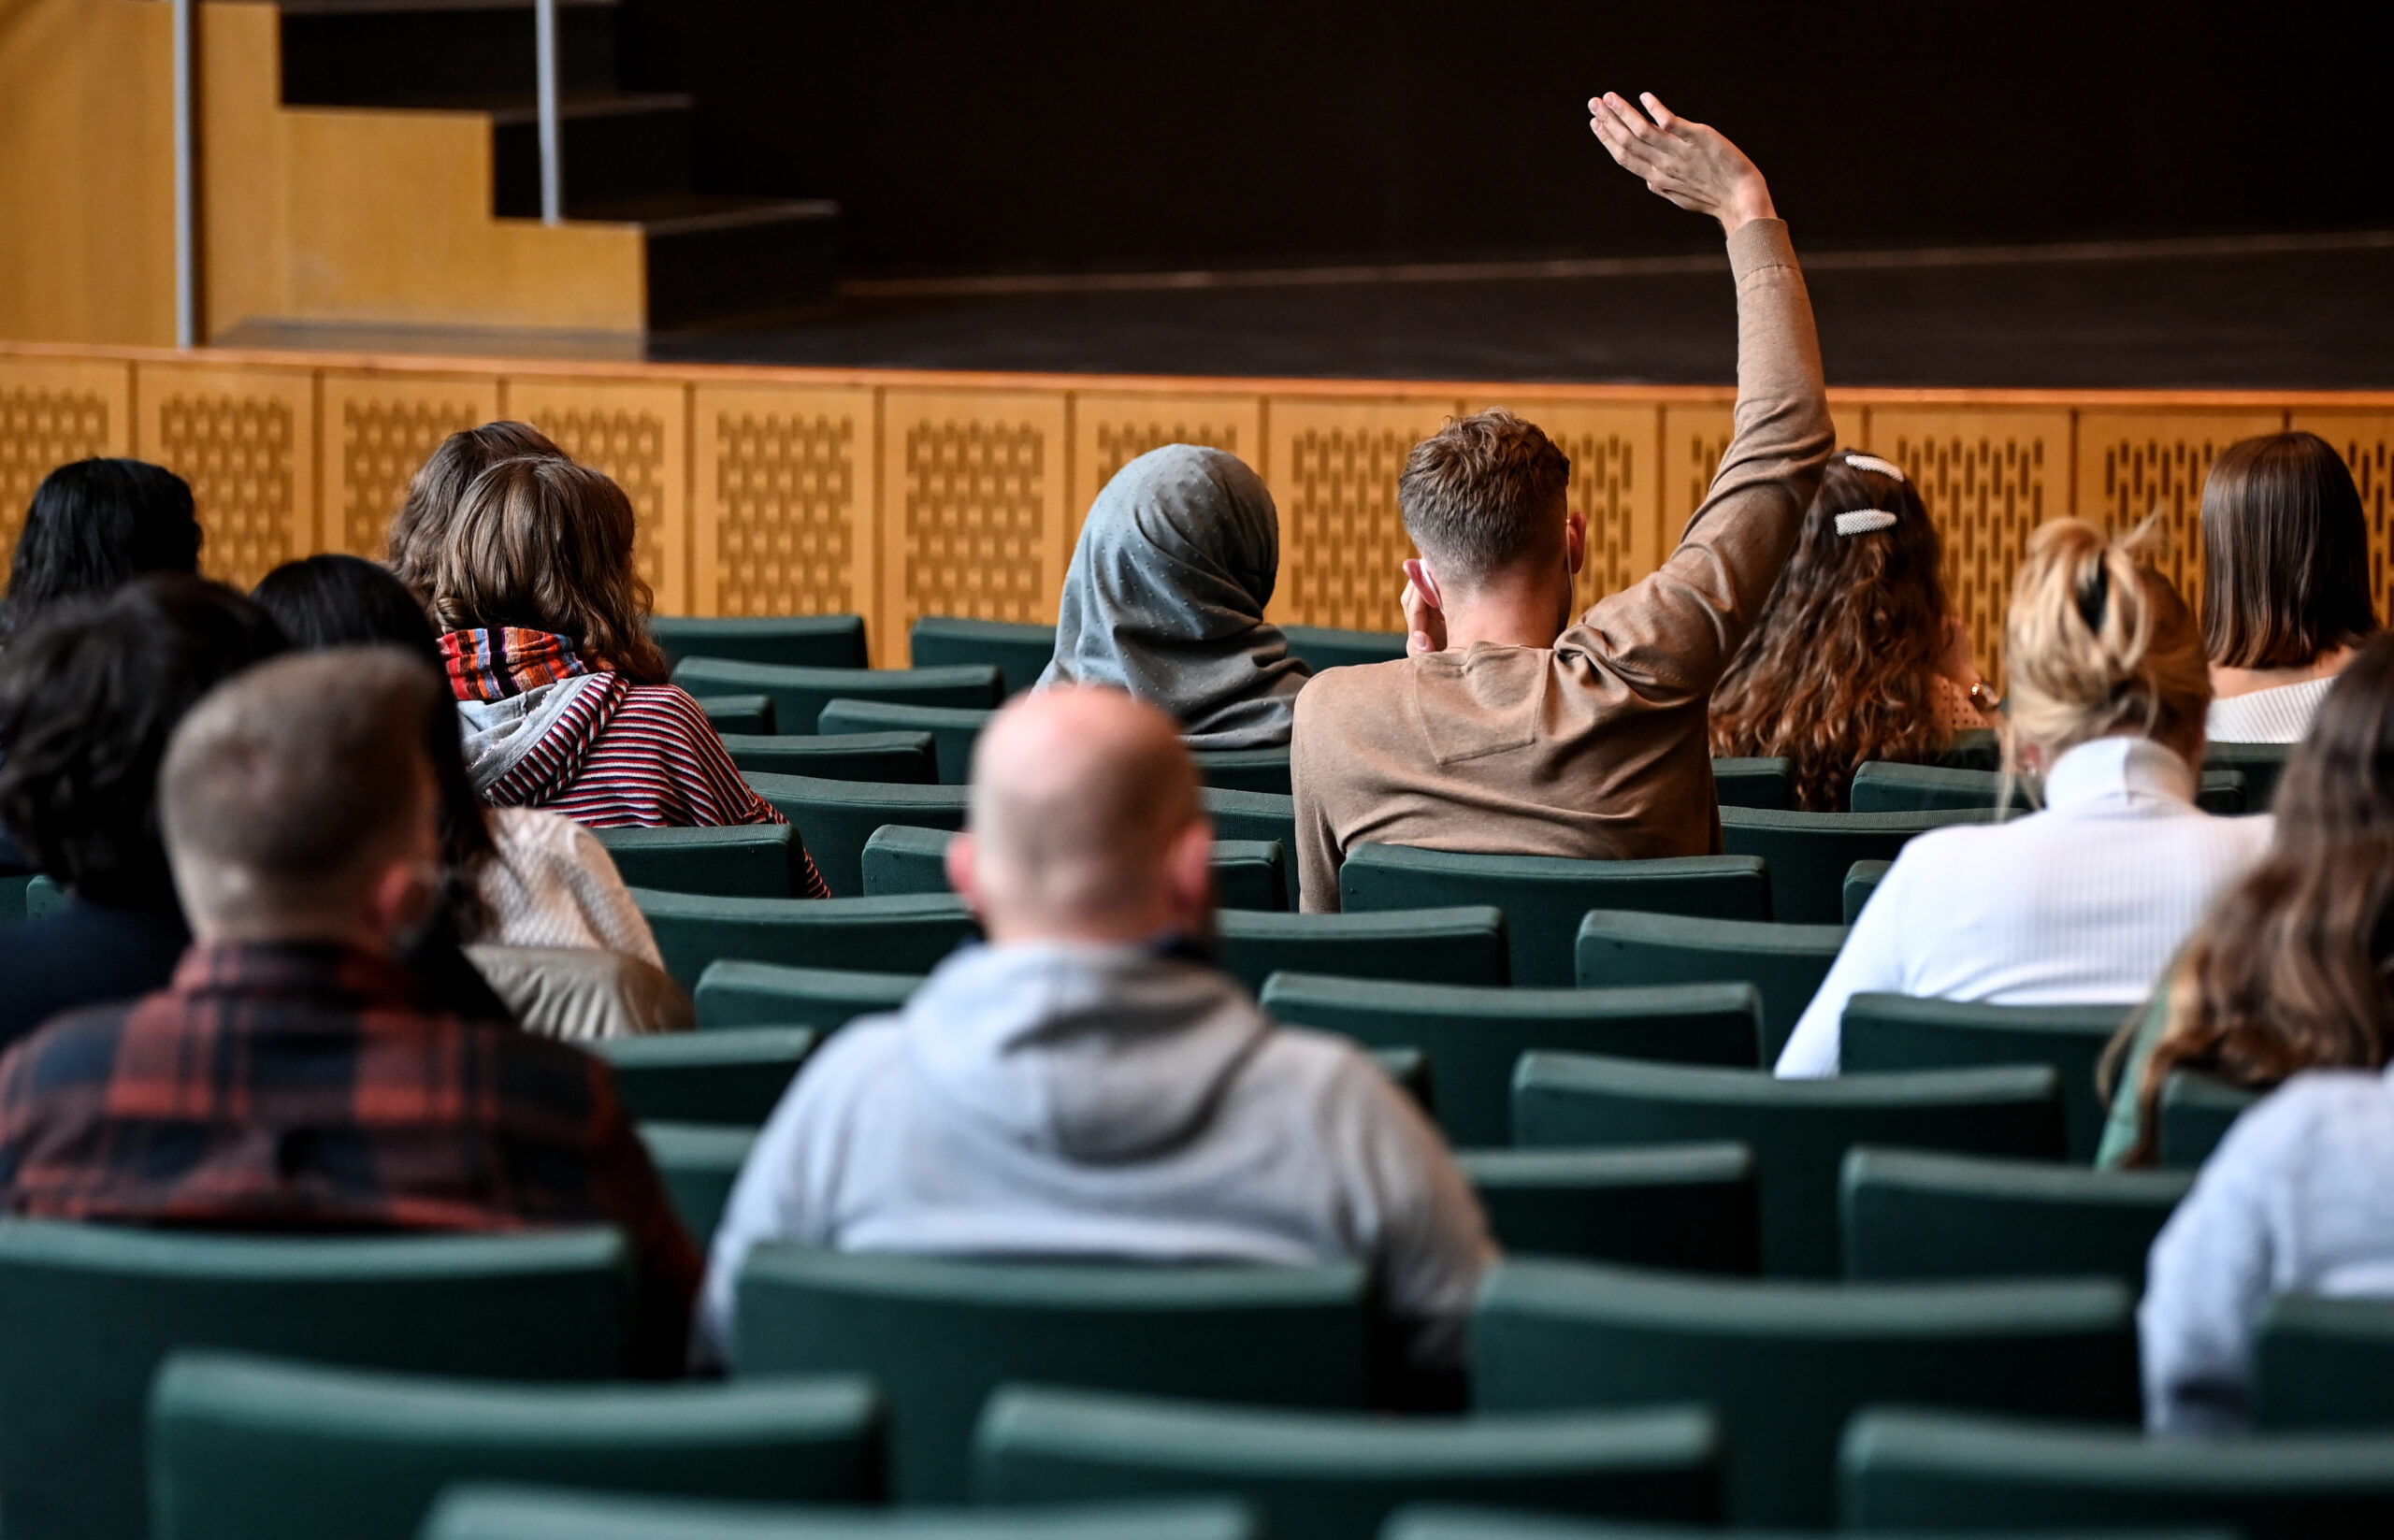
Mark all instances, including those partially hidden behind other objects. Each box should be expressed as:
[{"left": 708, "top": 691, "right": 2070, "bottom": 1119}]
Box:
[{"left": 480, "top": 807, "right": 664, "bottom": 967}]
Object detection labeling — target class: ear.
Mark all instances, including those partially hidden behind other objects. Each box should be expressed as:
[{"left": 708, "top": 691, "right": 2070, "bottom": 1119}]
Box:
[
  {"left": 1163, "top": 819, "right": 1215, "bottom": 928},
  {"left": 1565, "top": 509, "right": 1588, "bottom": 577},
  {"left": 362, "top": 856, "right": 434, "bottom": 945},
  {"left": 945, "top": 830, "right": 984, "bottom": 916}
]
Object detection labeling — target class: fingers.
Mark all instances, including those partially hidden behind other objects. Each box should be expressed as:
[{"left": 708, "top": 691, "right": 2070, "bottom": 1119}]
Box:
[{"left": 1640, "top": 92, "right": 1680, "bottom": 133}]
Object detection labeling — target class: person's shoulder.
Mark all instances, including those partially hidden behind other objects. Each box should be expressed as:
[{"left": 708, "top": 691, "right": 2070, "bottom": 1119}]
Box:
[
  {"left": 1252, "top": 1022, "right": 1422, "bottom": 1116},
  {"left": 1292, "top": 659, "right": 1412, "bottom": 733},
  {"left": 489, "top": 805, "right": 598, "bottom": 860},
  {"left": 617, "top": 682, "right": 717, "bottom": 733}
]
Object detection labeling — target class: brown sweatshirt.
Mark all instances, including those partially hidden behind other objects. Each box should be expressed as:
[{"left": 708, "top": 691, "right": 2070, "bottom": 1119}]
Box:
[{"left": 1290, "top": 218, "right": 1834, "bottom": 912}]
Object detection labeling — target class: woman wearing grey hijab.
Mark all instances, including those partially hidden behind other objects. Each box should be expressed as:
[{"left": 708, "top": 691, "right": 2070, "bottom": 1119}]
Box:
[{"left": 1039, "top": 444, "right": 1312, "bottom": 749}]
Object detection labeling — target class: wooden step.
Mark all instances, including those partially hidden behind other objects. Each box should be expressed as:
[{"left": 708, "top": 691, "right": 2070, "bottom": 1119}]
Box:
[
  {"left": 489, "top": 94, "right": 695, "bottom": 217},
  {"left": 587, "top": 196, "right": 842, "bottom": 328},
  {"left": 279, "top": 0, "right": 619, "bottom": 109}
]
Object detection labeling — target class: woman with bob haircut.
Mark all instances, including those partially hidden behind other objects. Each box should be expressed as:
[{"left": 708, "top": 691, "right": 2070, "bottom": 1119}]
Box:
[
  {"left": 425, "top": 457, "right": 829, "bottom": 896},
  {"left": 2201, "top": 431, "right": 2378, "bottom": 742},
  {"left": 1711, "top": 449, "right": 1996, "bottom": 810},
  {"left": 1775, "top": 518, "right": 2272, "bottom": 1077}
]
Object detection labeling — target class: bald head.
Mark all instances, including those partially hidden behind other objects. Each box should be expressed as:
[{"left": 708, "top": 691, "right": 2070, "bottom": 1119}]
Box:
[{"left": 956, "top": 687, "right": 1209, "bottom": 942}]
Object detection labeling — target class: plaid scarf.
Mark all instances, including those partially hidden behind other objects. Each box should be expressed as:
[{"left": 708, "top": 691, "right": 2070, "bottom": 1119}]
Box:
[{"left": 440, "top": 627, "right": 598, "bottom": 702}]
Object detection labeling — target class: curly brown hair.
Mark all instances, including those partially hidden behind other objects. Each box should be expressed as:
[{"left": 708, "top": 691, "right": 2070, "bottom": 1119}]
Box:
[{"left": 1709, "top": 452, "right": 1956, "bottom": 810}]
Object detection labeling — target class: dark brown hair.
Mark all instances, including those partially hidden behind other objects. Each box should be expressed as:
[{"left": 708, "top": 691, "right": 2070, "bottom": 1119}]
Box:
[
  {"left": 386, "top": 422, "right": 566, "bottom": 602},
  {"left": 1398, "top": 409, "right": 1573, "bottom": 583},
  {"left": 2115, "top": 631, "right": 2394, "bottom": 1164},
  {"left": 1710, "top": 452, "right": 1955, "bottom": 810},
  {"left": 427, "top": 456, "right": 670, "bottom": 684},
  {"left": 2200, "top": 431, "right": 2377, "bottom": 670}
]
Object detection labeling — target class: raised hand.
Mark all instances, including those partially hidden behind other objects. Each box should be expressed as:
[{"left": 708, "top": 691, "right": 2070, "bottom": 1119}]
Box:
[{"left": 1588, "top": 92, "right": 1776, "bottom": 235}]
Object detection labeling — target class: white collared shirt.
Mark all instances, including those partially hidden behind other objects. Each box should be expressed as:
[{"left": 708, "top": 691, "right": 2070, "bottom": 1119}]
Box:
[{"left": 1775, "top": 736, "right": 2274, "bottom": 1077}]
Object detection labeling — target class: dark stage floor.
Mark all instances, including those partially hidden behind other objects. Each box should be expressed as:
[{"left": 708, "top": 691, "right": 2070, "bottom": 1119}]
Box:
[{"left": 224, "top": 231, "right": 2394, "bottom": 389}]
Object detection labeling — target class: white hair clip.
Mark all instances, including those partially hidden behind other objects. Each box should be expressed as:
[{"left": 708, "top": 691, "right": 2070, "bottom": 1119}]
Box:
[
  {"left": 1842, "top": 453, "right": 1907, "bottom": 482},
  {"left": 1834, "top": 510, "right": 1900, "bottom": 537}
]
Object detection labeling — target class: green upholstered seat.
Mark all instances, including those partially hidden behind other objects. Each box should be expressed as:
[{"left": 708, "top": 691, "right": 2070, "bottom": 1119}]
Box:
[
  {"left": 1839, "top": 992, "right": 2134, "bottom": 1161},
  {"left": 1839, "top": 1146, "right": 2192, "bottom": 1288},
  {"left": 24, "top": 872, "right": 65, "bottom": 918},
  {"left": 1369, "top": 1046, "right": 1435, "bottom": 1115},
  {"left": 1850, "top": 760, "right": 2248, "bottom": 815},
  {"left": 1260, "top": 974, "right": 1761, "bottom": 1145},
  {"left": 731, "top": 1246, "right": 1371, "bottom": 1500},
  {"left": 1340, "top": 846, "right": 1772, "bottom": 987},
  {"left": 1573, "top": 912, "right": 1846, "bottom": 1065},
  {"left": 693, "top": 960, "right": 919, "bottom": 1031},
  {"left": 148, "top": 1352, "right": 882, "bottom": 1540},
  {"left": 743, "top": 774, "right": 972, "bottom": 896},
  {"left": 638, "top": 1122, "right": 757, "bottom": 1245},
  {"left": 424, "top": 1486, "right": 1260, "bottom": 1540},
  {"left": 589, "top": 1027, "right": 817, "bottom": 1126},
  {"left": 1709, "top": 757, "right": 1793, "bottom": 811},
  {"left": 1511, "top": 1054, "right": 2066, "bottom": 1276},
  {"left": 1216, "top": 907, "right": 1507, "bottom": 992},
  {"left": 0, "top": 871, "right": 31, "bottom": 923},
  {"left": 1190, "top": 748, "right": 1293, "bottom": 797},
  {"left": 2157, "top": 1069, "right": 2262, "bottom": 1169},
  {"left": 671, "top": 660, "right": 1002, "bottom": 736},
  {"left": 2257, "top": 1295, "right": 2394, "bottom": 1430},
  {"left": 815, "top": 700, "right": 993, "bottom": 784},
  {"left": 649, "top": 615, "right": 869, "bottom": 671},
  {"left": 1476, "top": 1259, "right": 2137, "bottom": 1527},
  {"left": 1839, "top": 1405, "right": 2394, "bottom": 1539},
  {"left": 631, "top": 890, "right": 977, "bottom": 991},
  {"left": 973, "top": 1386, "right": 1724, "bottom": 1539},
  {"left": 906, "top": 616, "right": 1058, "bottom": 696},
  {"left": 1200, "top": 786, "right": 1297, "bottom": 856},
  {"left": 1282, "top": 624, "right": 1406, "bottom": 671},
  {"left": 0, "top": 1222, "right": 630, "bottom": 1540},
  {"left": 858, "top": 826, "right": 1290, "bottom": 912},
  {"left": 1456, "top": 1145, "right": 1760, "bottom": 1274},
  {"left": 1718, "top": 805, "right": 1989, "bottom": 925},
  {"left": 1377, "top": 1503, "right": 2234, "bottom": 1540},
  {"left": 722, "top": 732, "right": 937, "bottom": 785},
  {"left": 1842, "top": 860, "right": 1890, "bottom": 923},
  {"left": 594, "top": 826, "right": 813, "bottom": 900},
  {"left": 693, "top": 695, "right": 777, "bottom": 735},
  {"left": 2206, "top": 740, "right": 2292, "bottom": 812},
  {"left": 1934, "top": 727, "right": 2002, "bottom": 770}
]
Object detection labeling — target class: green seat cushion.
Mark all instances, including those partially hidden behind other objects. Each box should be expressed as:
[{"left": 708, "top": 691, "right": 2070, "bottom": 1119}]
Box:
[
  {"left": 906, "top": 616, "right": 1058, "bottom": 696},
  {"left": 1718, "top": 806, "right": 1989, "bottom": 925},
  {"left": 722, "top": 732, "right": 936, "bottom": 784},
  {"left": 1839, "top": 1146, "right": 2192, "bottom": 1288},
  {"left": 815, "top": 700, "right": 994, "bottom": 784},
  {"left": 1851, "top": 760, "right": 2248, "bottom": 816},
  {"left": 648, "top": 615, "right": 868, "bottom": 671},
  {"left": 693, "top": 960, "right": 920, "bottom": 1031},
  {"left": 1190, "top": 748, "right": 1293, "bottom": 797},
  {"left": 1216, "top": 907, "right": 1507, "bottom": 992},
  {"left": 1201, "top": 786, "right": 1297, "bottom": 856},
  {"left": 637, "top": 1122, "right": 759, "bottom": 1246},
  {"left": 1573, "top": 912, "right": 1847, "bottom": 1065},
  {"left": 1710, "top": 757, "right": 1793, "bottom": 811},
  {"left": 631, "top": 889, "right": 977, "bottom": 991},
  {"left": 1457, "top": 1145, "right": 1760, "bottom": 1274},
  {"left": 1842, "top": 859, "right": 1890, "bottom": 924},
  {"left": 1282, "top": 625, "right": 1406, "bottom": 672},
  {"left": 692, "top": 695, "right": 777, "bottom": 735},
  {"left": 2257, "top": 1294, "right": 2394, "bottom": 1431},
  {"left": 1839, "top": 992, "right": 2136, "bottom": 1161},
  {"left": 743, "top": 773, "right": 973, "bottom": 896},
  {"left": 1379, "top": 1502, "right": 2232, "bottom": 1540},
  {"left": 2205, "top": 741, "right": 2291, "bottom": 811},
  {"left": 590, "top": 1027, "right": 817, "bottom": 1126},
  {"left": 2157, "top": 1069, "right": 2262, "bottom": 1169},
  {"left": 0, "top": 871, "right": 31, "bottom": 924},
  {"left": 859, "top": 826, "right": 1289, "bottom": 912},
  {"left": 425, "top": 1486, "right": 1260, "bottom": 1540},
  {"left": 593, "top": 826, "right": 811, "bottom": 900},
  {"left": 671, "top": 660, "right": 1001, "bottom": 737}
]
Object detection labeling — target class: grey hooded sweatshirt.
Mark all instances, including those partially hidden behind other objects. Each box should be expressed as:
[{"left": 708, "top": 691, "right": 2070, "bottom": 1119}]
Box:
[{"left": 698, "top": 941, "right": 1495, "bottom": 1367}]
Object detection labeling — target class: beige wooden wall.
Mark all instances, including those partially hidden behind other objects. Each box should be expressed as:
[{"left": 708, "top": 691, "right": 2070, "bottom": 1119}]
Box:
[{"left": 5, "top": 341, "right": 2391, "bottom": 677}]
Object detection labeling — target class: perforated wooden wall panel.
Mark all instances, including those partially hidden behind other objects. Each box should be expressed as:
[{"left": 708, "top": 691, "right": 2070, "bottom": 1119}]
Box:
[
  {"left": 692, "top": 382, "right": 875, "bottom": 648},
  {"left": 1469, "top": 399, "right": 1662, "bottom": 612},
  {"left": 2072, "top": 409, "right": 2287, "bottom": 610},
  {"left": 0, "top": 356, "right": 130, "bottom": 559},
  {"left": 318, "top": 372, "right": 498, "bottom": 560},
  {"left": 880, "top": 389, "right": 1070, "bottom": 663},
  {"left": 508, "top": 378, "right": 690, "bottom": 614},
  {"left": 1068, "top": 392, "right": 1264, "bottom": 552},
  {"left": 135, "top": 361, "right": 315, "bottom": 592},
  {"left": 1659, "top": 405, "right": 1738, "bottom": 540},
  {"left": 1265, "top": 397, "right": 1457, "bottom": 630}
]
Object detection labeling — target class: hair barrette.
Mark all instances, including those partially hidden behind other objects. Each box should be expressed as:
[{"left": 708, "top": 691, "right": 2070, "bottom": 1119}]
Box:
[
  {"left": 1834, "top": 510, "right": 1899, "bottom": 537},
  {"left": 1841, "top": 453, "right": 1908, "bottom": 482}
]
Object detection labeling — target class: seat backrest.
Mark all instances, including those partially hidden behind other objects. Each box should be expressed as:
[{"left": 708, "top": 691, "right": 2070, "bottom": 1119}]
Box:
[
  {"left": 1839, "top": 993, "right": 2133, "bottom": 1161},
  {"left": 1476, "top": 1259, "right": 2137, "bottom": 1528},
  {"left": 630, "top": 889, "right": 978, "bottom": 990},
  {"left": 1717, "top": 806, "right": 1989, "bottom": 925},
  {"left": 648, "top": 615, "right": 870, "bottom": 672},
  {"left": 1200, "top": 786, "right": 1298, "bottom": 856},
  {"left": 1851, "top": 761, "right": 2248, "bottom": 816},
  {"left": 1511, "top": 1053, "right": 2067, "bottom": 1276},
  {"left": 692, "top": 959, "right": 921, "bottom": 1031},
  {"left": 423, "top": 1484, "right": 1262, "bottom": 1540},
  {"left": 1260, "top": 973, "right": 1760, "bottom": 1145},
  {"left": 148, "top": 1351, "right": 883, "bottom": 1540},
  {"left": 1839, "top": 1404, "right": 2394, "bottom": 1539},
  {"left": 1842, "top": 859, "right": 1890, "bottom": 924},
  {"left": 1340, "top": 846, "right": 1771, "bottom": 987},
  {"left": 637, "top": 1122, "right": 758, "bottom": 1245},
  {"left": 2156, "top": 1070, "right": 2263, "bottom": 1169},
  {"left": 743, "top": 773, "right": 973, "bottom": 896},
  {"left": 0, "top": 1222, "right": 630, "bottom": 1540},
  {"left": 1281, "top": 625, "right": 1406, "bottom": 672},
  {"left": 1190, "top": 748, "right": 1292, "bottom": 797},
  {"left": 815, "top": 699, "right": 994, "bottom": 784},
  {"left": 2257, "top": 1294, "right": 2394, "bottom": 1431},
  {"left": 1935, "top": 728, "right": 2003, "bottom": 770},
  {"left": 589, "top": 1027, "right": 818, "bottom": 1126},
  {"left": 1573, "top": 912, "right": 1847, "bottom": 1065},
  {"left": 973, "top": 1385, "right": 1724, "bottom": 1540},
  {"left": 1216, "top": 907, "right": 1508, "bottom": 992},
  {"left": 671, "top": 660, "right": 1002, "bottom": 737},
  {"left": 721, "top": 731, "right": 937, "bottom": 785},
  {"left": 1457, "top": 1145, "right": 1760, "bottom": 1274},
  {"left": 1839, "top": 1146, "right": 2192, "bottom": 1288},
  {"left": 2206, "top": 741, "right": 2292, "bottom": 812},
  {"left": 593, "top": 826, "right": 808, "bottom": 900},
  {"left": 732, "top": 1247, "right": 1371, "bottom": 1501},
  {"left": 692, "top": 694, "right": 777, "bottom": 736},
  {"left": 1710, "top": 757, "right": 1793, "bottom": 811},
  {"left": 1377, "top": 1504, "right": 2234, "bottom": 1540},
  {"left": 859, "top": 826, "right": 1290, "bottom": 912},
  {"left": 906, "top": 616, "right": 1058, "bottom": 696}
]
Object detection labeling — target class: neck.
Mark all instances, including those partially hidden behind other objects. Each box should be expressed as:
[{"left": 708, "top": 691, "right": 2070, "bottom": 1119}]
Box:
[
  {"left": 192, "top": 915, "right": 391, "bottom": 954},
  {"left": 2211, "top": 646, "right": 2352, "bottom": 700},
  {"left": 1440, "top": 569, "right": 1570, "bottom": 651}
]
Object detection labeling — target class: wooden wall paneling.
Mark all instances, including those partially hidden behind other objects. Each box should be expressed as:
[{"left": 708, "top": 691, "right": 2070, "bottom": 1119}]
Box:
[
  {"left": 134, "top": 360, "right": 318, "bottom": 593},
  {"left": 319, "top": 370, "right": 499, "bottom": 560},
  {"left": 878, "top": 389, "right": 1070, "bottom": 666},
  {"left": 2072, "top": 409, "right": 2287, "bottom": 610},
  {"left": 1067, "top": 391, "right": 1266, "bottom": 552},
  {"left": 1469, "top": 398, "right": 1664, "bottom": 612},
  {"left": 0, "top": 355, "right": 134, "bottom": 558},
  {"left": 692, "top": 382, "right": 878, "bottom": 650},
  {"left": 1263, "top": 396, "right": 1458, "bottom": 631},
  {"left": 509, "top": 377, "right": 691, "bottom": 614},
  {"left": 1659, "top": 405, "right": 1740, "bottom": 540},
  {"left": 2289, "top": 411, "right": 2394, "bottom": 631}
]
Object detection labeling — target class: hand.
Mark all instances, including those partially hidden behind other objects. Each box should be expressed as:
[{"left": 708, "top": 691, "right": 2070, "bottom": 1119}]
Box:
[
  {"left": 1588, "top": 92, "right": 1775, "bottom": 235},
  {"left": 1401, "top": 559, "right": 1447, "bottom": 656}
]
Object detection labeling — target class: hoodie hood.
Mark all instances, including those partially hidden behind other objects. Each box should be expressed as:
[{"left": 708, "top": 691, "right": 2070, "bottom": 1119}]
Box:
[
  {"left": 456, "top": 671, "right": 625, "bottom": 802},
  {"left": 900, "top": 942, "right": 1270, "bottom": 1163}
]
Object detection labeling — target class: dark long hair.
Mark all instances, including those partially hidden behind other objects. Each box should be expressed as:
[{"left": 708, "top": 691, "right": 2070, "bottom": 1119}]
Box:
[
  {"left": 1710, "top": 451, "right": 1956, "bottom": 810},
  {"left": 5, "top": 458, "right": 203, "bottom": 637},
  {"left": 252, "top": 554, "right": 498, "bottom": 943},
  {"left": 2200, "top": 431, "right": 2377, "bottom": 669}
]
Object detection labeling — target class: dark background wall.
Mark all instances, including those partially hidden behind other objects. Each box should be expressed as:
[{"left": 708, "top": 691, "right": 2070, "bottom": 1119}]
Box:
[{"left": 618, "top": 1, "right": 2394, "bottom": 276}]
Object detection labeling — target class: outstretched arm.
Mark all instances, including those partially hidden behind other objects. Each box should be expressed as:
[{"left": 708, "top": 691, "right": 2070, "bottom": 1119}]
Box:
[{"left": 1588, "top": 92, "right": 1777, "bottom": 236}]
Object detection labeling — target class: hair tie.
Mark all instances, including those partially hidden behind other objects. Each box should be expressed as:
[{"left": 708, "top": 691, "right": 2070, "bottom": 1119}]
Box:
[
  {"left": 2075, "top": 561, "right": 2111, "bottom": 634},
  {"left": 1834, "top": 510, "right": 1899, "bottom": 538},
  {"left": 1841, "top": 453, "right": 1908, "bottom": 482}
]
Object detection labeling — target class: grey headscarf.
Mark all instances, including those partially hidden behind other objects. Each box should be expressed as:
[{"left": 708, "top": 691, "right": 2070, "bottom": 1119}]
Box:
[{"left": 1038, "top": 445, "right": 1312, "bottom": 749}]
